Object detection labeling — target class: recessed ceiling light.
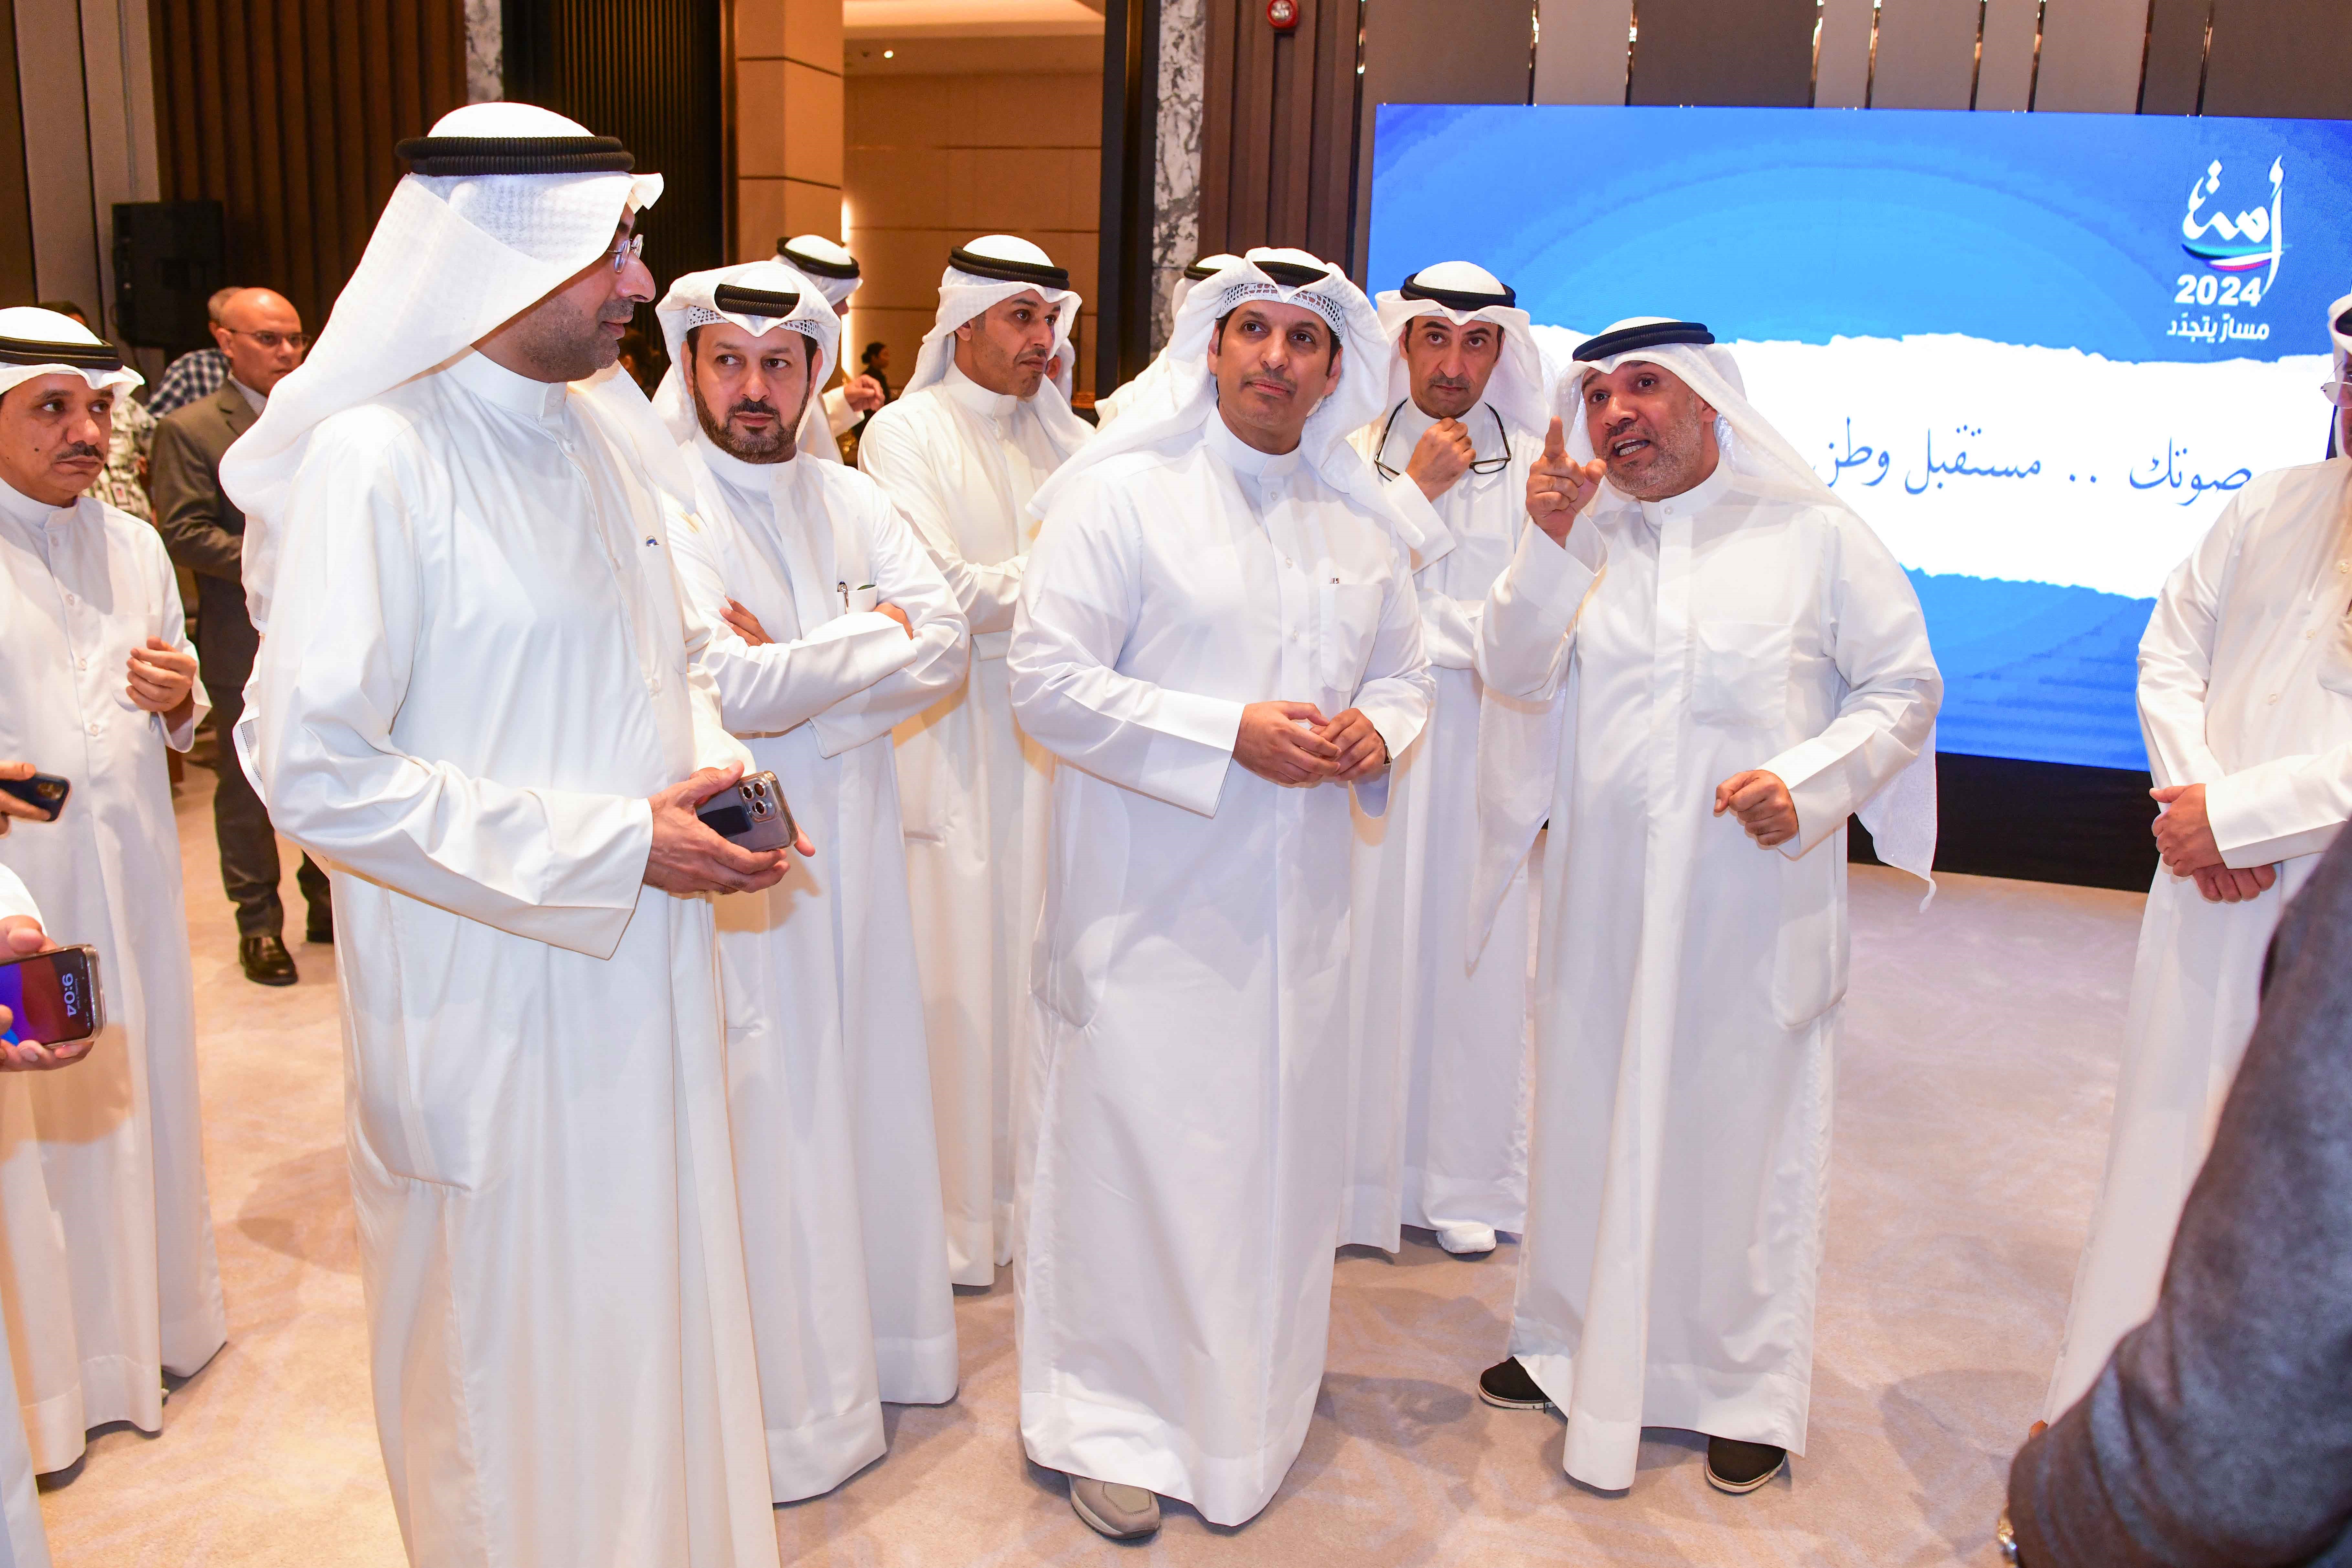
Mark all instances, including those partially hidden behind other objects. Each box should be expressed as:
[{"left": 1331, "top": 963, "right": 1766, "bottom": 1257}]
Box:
[{"left": 883, "top": 48, "right": 895, "bottom": 58}]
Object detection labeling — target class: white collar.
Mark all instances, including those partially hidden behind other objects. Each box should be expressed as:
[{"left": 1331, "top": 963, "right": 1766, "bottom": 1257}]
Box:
[
  {"left": 0, "top": 476, "right": 78, "bottom": 531},
  {"left": 939, "top": 357, "right": 1023, "bottom": 422},
  {"left": 1636, "top": 452, "right": 1737, "bottom": 527},
  {"left": 1204, "top": 405, "right": 1305, "bottom": 483},
  {"left": 445, "top": 350, "right": 570, "bottom": 429},
  {"left": 692, "top": 424, "right": 796, "bottom": 496}
]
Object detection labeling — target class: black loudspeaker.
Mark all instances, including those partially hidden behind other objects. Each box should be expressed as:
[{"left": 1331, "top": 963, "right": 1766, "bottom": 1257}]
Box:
[{"left": 112, "top": 201, "right": 226, "bottom": 354}]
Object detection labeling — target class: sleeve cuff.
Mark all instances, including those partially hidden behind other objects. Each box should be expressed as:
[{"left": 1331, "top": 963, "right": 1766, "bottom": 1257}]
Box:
[{"left": 1148, "top": 692, "right": 1245, "bottom": 818}]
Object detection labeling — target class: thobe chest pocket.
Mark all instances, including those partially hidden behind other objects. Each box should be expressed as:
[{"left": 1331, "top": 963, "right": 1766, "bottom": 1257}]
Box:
[
  {"left": 1320, "top": 580, "right": 1384, "bottom": 694},
  {"left": 1691, "top": 619, "right": 1793, "bottom": 730}
]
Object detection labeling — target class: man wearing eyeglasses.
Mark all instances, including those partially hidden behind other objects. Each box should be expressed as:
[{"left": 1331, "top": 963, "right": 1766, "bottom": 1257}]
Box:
[
  {"left": 1341, "top": 263, "right": 1552, "bottom": 1260},
  {"left": 151, "top": 286, "right": 326, "bottom": 986}
]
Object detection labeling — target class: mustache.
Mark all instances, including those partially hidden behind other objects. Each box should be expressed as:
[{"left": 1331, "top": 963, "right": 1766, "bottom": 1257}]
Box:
[
  {"left": 56, "top": 442, "right": 102, "bottom": 461},
  {"left": 728, "top": 399, "right": 780, "bottom": 420}
]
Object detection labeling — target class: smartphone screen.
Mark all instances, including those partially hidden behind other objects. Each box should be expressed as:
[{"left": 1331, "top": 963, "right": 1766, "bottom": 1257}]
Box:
[{"left": 0, "top": 949, "right": 100, "bottom": 1046}]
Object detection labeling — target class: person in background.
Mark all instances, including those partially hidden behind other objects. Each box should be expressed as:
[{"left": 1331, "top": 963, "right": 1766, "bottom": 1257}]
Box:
[
  {"left": 2002, "top": 821, "right": 2352, "bottom": 1566},
  {"left": 775, "top": 235, "right": 883, "bottom": 462},
  {"left": 37, "top": 301, "right": 154, "bottom": 523},
  {"left": 857, "top": 235, "right": 1091, "bottom": 1291},
  {"left": 860, "top": 339, "right": 892, "bottom": 403},
  {"left": 149, "top": 286, "right": 329, "bottom": 987},
  {"left": 144, "top": 285, "right": 243, "bottom": 419},
  {"left": 1341, "top": 262, "right": 1550, "bottom": 1259},
  {"left": 2037, "top": 288, "right": 2352, "bottom": 1426},
  {"left": 0, "top": 305, "right": 228, "bottom": 1488},
  {"left": 615, "top": 325, "right": 662, "bottom": 396}
]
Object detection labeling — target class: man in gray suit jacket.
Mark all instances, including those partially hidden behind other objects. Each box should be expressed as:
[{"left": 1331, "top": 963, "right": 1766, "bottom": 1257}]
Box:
[{"left": 149, "top": 286, "right": 327, "bottom": 986}]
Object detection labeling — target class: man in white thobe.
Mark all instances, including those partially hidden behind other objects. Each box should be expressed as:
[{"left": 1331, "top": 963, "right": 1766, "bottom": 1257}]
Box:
[
  {"left": 1341, "top": 262, "right": 1549, "bottom": 1257},
  {"left": 777, "top": 234, "right": 885, "bottom": 462},
  {"left": 1009, "top": 250, "right": 1433, "bottom": 1538},
  {"left": 0, "top": 862, "right": 64, "bottom": 1568},
  {"left": 859, "top": 234, "right": 1091, "bottom": 1287},
  {"left": 2041, "top": 290, "right": 2352, "bottom": 1421},
  {"left": 231, "top": 105, "right": 781, "bottom": 1566},
  {"left": 0, "top": 309, "right": 227, "bottom": 1481},
  {"left": 652, "top": 261, "right": 969, "bottom": 1499},
  {"left": 1091, "top": 252, "right": 1241, "bottom": 430},
  {"left": 1471, "top": 319, "right": 1940, "bottom": 1496}
]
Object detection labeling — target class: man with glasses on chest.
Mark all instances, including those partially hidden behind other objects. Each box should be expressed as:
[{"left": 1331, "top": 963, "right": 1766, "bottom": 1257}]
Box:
[
  {"left": 151, "top": 286, "right": 325, "bottom": 984},
  {"left": 1341, "top": 262, "right": 1551, "bottom": 1260}
]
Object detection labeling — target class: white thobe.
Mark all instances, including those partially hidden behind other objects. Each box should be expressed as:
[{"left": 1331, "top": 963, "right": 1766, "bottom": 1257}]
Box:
[
  {"left": 0, "top": 867, "right": 50, "bottom": 1568},
  {"left": 249, "top": 352, "right": 776, "bottom": 1567},
  {"left": 1008, "top": 415, "right": 1434, "bottom": 1526},
  {"left": 1341, "top": 401, "right": 1537, "bottom": 1251},
  {"left": 1479, "top": 464, "right": 1940, "bottom": 1489},
  {"left": 859, "top": 359, "right": 1083, "bottom": 1286},
  {"left": 0, "top": 483, "right": 226, "bottom": 1476},
  {"left": 2043, "top": 459, "right": 2352, "bottom": 1420},
  {"left": 668, "top": 432, "right": 970, "bottom": 1499}
]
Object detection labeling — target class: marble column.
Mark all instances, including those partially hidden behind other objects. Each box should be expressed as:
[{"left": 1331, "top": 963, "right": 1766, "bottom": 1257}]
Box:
[
  {"left": 1149, "top": 0, "right": 1205, "bottom": 353},
  {"left": 465, "top": 0, "right": 501, "bottom": 103}
]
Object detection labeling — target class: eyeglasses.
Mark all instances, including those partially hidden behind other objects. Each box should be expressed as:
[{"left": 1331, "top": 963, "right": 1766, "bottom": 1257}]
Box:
[
  {"left": 1372, "top": 400, "right": 1513, "bottom": 480},
  {"left": 2324, "top": 378, "right": 2352, "bottom": 407},
  {"left": 221, "top": 327, "right": 308, "bottom": 352},
  {"left": 609, "top": 234, "right": 646, "bottom": 273}
]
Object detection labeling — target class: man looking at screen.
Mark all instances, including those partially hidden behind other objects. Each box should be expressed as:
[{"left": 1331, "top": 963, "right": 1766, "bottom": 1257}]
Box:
[
  {"left": 2038, "top": 289, "right": 2352, "bottom": 1427},
  {"left": 1468, "top": 318, "right": 1941, "bottom": 1496}
]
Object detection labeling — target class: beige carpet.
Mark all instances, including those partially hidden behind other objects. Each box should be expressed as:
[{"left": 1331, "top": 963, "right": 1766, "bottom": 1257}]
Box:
[{"left": 36, "top": 762, "right": 2144, "bottom": 1566}]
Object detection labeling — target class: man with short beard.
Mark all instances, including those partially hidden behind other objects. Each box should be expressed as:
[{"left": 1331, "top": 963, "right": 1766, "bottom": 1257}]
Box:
[
  {"left": 1341, "top": 261, "right": 1549, "bottom": 1259},
  {"left": 1469, "top": 319, "right": 1940, "bottom": 1498},
  {"left": 857, "top": 234, "right": 1091, "bottom": 1290},
  {"left": 232, "top": 104, "right": 786, "bottom": 1566},
  {"left": 1008, "top": 249, "right": 1432, "bottom": 1538},
  {"left": 651, "top": 260, "right": 969, "bottom": 1500}
]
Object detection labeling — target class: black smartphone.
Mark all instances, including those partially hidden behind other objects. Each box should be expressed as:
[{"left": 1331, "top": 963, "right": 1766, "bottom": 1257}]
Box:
[
  {"left": 696, "top": 770, "right": 798, "bottom": 852},
  {"left": 0, "top": 773, "right": 69, "bottom": 822},
  {"left": 0, "top": 944, "right": 104, "bottom": 1047}
]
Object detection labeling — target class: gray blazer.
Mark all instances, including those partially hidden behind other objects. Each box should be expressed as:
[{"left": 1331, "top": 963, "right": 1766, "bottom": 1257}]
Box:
[
  {"left": 2008, "top": 828, "right": 2352, "bottom": 1564},
  {"left": 149, "top": 381, "right": 259, "bottom": 689}
]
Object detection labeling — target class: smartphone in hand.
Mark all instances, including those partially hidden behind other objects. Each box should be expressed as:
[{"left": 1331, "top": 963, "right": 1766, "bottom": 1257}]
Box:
[
  {"left": 0, "top": 945, "right": 104, "bottom": 1047},
  {"left": 0, "top": 773, "right": 69, "bottom": 822},
  {"left": 696, "top": 771, "right": 798, "bottom": 852}
]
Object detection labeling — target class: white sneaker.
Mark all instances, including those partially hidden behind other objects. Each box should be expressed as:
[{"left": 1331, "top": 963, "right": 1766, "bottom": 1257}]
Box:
[{"left": 1436, "top": 1222, "right": 1497, "bottom": 1255}]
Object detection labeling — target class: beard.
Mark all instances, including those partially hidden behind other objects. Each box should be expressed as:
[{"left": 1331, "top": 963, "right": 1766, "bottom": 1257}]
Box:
[{"left": 694, "top": 389, "right": 796, "bottom": 463}]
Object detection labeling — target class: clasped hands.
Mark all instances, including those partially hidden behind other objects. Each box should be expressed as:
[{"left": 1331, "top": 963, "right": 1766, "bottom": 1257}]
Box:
[
  {"left": 1235, "top": 702, "right": 1388, "bottom": 787},
  {"left": 2150, "top": 782, "right": 2277, "bottom": 904}
]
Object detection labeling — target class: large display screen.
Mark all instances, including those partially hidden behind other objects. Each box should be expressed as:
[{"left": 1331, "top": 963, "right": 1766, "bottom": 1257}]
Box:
[{"left": 1368, "top": 105, "right": 2352, "bottom": 770}]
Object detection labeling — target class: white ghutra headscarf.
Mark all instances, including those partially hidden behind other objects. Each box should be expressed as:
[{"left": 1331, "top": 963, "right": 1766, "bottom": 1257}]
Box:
[
  {"left": 777, "top": 234, "right": 861, "bottom": 310},
  {"left": 219, "top": 101, "right": 666, "bottom": 633},
  {"left": 1025, "top": 247, "right": 1426, "bottom": 556},
  {"left": 0, "top": 307, "right": 144, "bottom": 405},
  {"left": 1370, "top": 261, "right": 1548, "bottom": 444},
  {"left": 651, "top": 259, "right": 842, "bottom": 452},
  {"left": 1095, "top": 252, "right": 1244, "bottom": 431},
  {"left": 906, "top": 234, "right": 1091, "bottom": 449}
]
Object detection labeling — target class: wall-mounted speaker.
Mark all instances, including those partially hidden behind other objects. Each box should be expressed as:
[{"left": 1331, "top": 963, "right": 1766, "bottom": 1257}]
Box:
[{"left": 112, "top": 200, "right": 226, "bottom": 354}]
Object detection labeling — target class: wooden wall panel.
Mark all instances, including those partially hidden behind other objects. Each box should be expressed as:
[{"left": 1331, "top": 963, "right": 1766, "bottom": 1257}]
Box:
[
  {"left": 1626, "top": 0, "right": 1816, "bottom": 107},
  {"left": 1197, "top": 0, "right": 1361, "bottom": 272},
  {"left": 0, "top": 0, "right": 37, "bottom": 306},
  {"left": 1869, "top": 0, "right": 1981, "bottom": 110},
  {"left": 1533, "top": 0, "right": 1631, "bottom": 105},
  {"left": 150, "top": 0, "right": 466, "bottom": 329},
  {"left": 2202, "top": 0, "right": 2352, "bottom": 119},
  {"left": 2138, "top": 0, "right": 2210, "bottom": 114},
  {"left": 2034, "top": 0, "right": 2156, "bottom": 112}
]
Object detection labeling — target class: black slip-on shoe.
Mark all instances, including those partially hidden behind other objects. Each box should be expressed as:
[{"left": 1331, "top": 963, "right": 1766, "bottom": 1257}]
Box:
[
  {"left": 305, "top": 906, "right": 334, "bottom": 945},
  {"left": 240, "top": 934, "right": 298, "bottom": 987},
  {"left": 1477, "top": 1357, "right": 1551, "bottom": 1411},
  {"left": 1704, "top": 1437, "right": 1786, "bottom": 1494}
]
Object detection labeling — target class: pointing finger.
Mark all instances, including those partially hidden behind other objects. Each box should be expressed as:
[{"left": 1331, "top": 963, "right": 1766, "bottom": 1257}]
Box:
[{"left": 1542, "top": 416, "right": 1566, "bottom": 464}]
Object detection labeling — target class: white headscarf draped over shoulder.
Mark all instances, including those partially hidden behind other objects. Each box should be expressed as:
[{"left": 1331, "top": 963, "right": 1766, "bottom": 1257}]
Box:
[
  {"left": 1095, "top": 252, "right": 1243, "bottom": 430},
  {"left": 1472, "top": 316, "right": 1940, "bottom": 951},
  {"left": 1024, "top": 247, "right": 1426, "bottom": 553},
  {"left": 0, "top": 307, "right": 144, "bottom": 404},
  {"left": 218, "top": 101, "right": 666, "bottom": 631},
  {"left": 778, "top": 234, "right": 861, "bottom": 310},
  {"left": 906, "top": 233, "right": 1091, "bottom": 448},
  {"left": 651, "top": 259, "right": 842, "bottom": 448},
  {"left": 1371, "top": 261, "right": 1547, "bottom": 441}
]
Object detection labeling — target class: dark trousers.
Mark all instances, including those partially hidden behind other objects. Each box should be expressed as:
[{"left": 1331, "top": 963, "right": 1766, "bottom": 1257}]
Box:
[{"left": 207, "top": 679, "right": 329, "bottom": 938}]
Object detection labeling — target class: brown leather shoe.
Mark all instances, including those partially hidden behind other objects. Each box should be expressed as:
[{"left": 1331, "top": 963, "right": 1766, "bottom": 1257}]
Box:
[{"left": 1069, "top": 1474, "right": 1160, "bottom": 1539}]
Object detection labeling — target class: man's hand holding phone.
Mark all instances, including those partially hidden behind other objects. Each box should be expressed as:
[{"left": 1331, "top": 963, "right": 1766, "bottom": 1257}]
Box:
[
  {"left": 0, "top": 919, "right": 91, "bottom": 1071},
  {"left": 644, "top": 763, "right": 806, "bottom": 895}
]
